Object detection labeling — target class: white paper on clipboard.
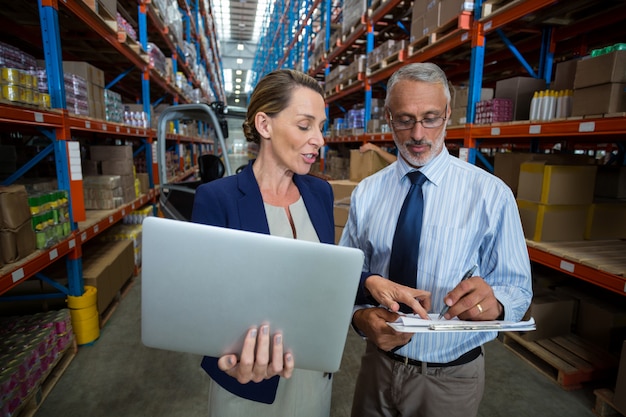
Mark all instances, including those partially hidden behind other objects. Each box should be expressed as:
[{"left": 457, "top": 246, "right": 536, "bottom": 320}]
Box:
[{"left": 387, "top": 313, "right": 536, "bottom": 333}]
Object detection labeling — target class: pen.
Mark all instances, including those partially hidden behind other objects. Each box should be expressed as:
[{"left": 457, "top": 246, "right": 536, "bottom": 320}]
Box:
[{"left": 437, "top": 264, "right": 478, "bottom": 320}]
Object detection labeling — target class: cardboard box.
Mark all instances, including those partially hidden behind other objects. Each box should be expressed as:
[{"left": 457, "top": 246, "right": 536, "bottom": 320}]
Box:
[
  {"left": 101, "top": 160, "right": 134, "bottom": 176},
  {"left": 328, "top": 179, "right": 359, "bottom": 201},
  {"left": 333, "top": 197, "right": 351, "bottom": 227},
  {"left": 439, "top": 0, "right": 473, "bottom": 26},
  {"left": 517, "top": 200, "right": 589, "bottom": 242},
  {"left": 576, "top": 296, "right": 626, "bottom": 354},
  {"left": 335, "top": 226, "right": 344, "bottom": 245},
  {"left": 494, "top": 153, "right": 595, "bottom": 195},
  {"left": 521, "top": 292, "right": 576, "bottom": 341},
  {"left": 82, "top": 239, "right": 134, "bottom": 316},
  {"left": 571, "top": 83, "right": 626, "bottom": 116},
  {"left": 517, "top": 162, "right": 597, "bottom": 205},
  {"left": 137, "top": 173, "right": 150, "bottom": 195},
  {"left": 89, "top": 145, "right": 133, "bottom": 161},
  {"left": 82, "top": 160, "right": 100, "bottom": 176},
  {"left": 552, "top": 58, "right": 579, "bottom": 91},
  {"left": 62, "top": 61, "right": 105, "bottom": 87},
  {"left": 495, "top": 77, "right": 546, "bottom": 121},
  {"left": 614, "top": 341, "right": 626, "bottom": 415},
  {"left": 595, "top": 166, "right": 626, "bottom": 199},
  {"left": 585, "top": 202, "right": 626, "bottom": 240},
  {"left": 0, "top": 220, "right": 37, "bottom": 264},
  {"left": 349, "top": 149, "right": 389, "bottom": 182},
  {"left": 573, "top": 50, "right": 626, "bottom": 89},
  {"left": 0, "top": 185, "right": 32, "bottom": 229}
]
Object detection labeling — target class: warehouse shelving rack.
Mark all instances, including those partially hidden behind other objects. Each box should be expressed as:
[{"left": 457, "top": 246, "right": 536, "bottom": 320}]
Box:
[
  {"left": 0, "top": 0, "right": 223, "bottom": 303},
  {"left": 253, "top": 0, "right": 626, "bottom": 295}
]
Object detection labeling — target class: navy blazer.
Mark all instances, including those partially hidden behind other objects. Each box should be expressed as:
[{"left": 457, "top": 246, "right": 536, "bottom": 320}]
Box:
[{"left": 191, "top": 161, "right": 335, "bottom": 404}]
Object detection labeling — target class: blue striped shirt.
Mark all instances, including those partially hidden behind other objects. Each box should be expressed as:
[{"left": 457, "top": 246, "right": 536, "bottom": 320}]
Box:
[{"left": 339, "top": 147, "right": 532, "bottom": 363}]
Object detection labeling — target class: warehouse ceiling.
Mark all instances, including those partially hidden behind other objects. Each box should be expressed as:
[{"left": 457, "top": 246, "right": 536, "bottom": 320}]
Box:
[{"left": 212, "top": 0, "right": 271, "bottom": 110}]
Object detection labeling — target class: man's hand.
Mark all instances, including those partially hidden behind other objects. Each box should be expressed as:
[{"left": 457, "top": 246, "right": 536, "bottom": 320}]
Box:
[
  {"left": 441, "top": 276, "right": 504, "bottom": 321},
  {"left": 353, "top": 307, "right": 413, "bottom": 351},
  {"left": 364, "top": 275, "right": 431, "bottom": 318}
]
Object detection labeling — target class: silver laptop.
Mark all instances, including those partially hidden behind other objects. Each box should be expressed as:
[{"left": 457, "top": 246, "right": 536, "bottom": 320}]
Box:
[{"left": 141, "top": 216, "right": 364, "bottom": 373}]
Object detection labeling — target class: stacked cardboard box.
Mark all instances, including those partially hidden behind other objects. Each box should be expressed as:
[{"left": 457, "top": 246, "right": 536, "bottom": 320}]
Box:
[
  {"left": 493, "top": 152, "right": 594, "bottom": 195},
  {"left": 572, "top": 50, "right": 626, "bottom": 116},
  {"left": 410, "top": 0, "right": 473, "bottom": 43},
  {"left": 516, "top": 161, "right": 597, "bottom": 241},
  {"left": 85, "top": 145, "right": 137, "bottom": 207},
  {"left": 342, "top": 0, "right": 367, "bottom": 35},
  {"left": 62, "top": 61, "right": 106, "bottom": 120},
  {"left": 0, "top": 185, "right": 36, "bottom": 265}
]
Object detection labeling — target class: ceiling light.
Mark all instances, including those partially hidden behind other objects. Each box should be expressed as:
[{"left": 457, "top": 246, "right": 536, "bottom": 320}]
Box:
[
  {"left": 235, "top": 90, "right": 241, "bottom": 94},
  {"left": 235, "top": 78, "right": 242, "bottom": 83},
  {"left": 235, "top": 99, "right": 240, "bottom": 103},
  {"left": 237, "top": 44, "right": 244, "bottom": 51},
  {"left": 236, "top": 70, "right": 242, "bottom": 75},
  {"left": 236, "top": 58, "right": 243, "bottom": 64}
]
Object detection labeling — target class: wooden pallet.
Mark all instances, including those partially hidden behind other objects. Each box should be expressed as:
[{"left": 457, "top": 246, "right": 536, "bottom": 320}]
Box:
[
  {"left": 341, "top": 21, "right": 365, "bottom": 43},
  {"left": 408, "top": 12, "right": 472, "bottom": 56},
  {"left": 593, "top": 388, "right": 626, "bottom": 417},
  {"left": 502, "top": 332, "right": 618, "bottom": 390},
  {"left": 367, "top": 49, "right": 406, "bottom": 77},
  {"left": 337, "top": 72, "right": 364, "bottom": 92},
  {"left": 16, "top": 339, "right": 78, "bottom": 417}
]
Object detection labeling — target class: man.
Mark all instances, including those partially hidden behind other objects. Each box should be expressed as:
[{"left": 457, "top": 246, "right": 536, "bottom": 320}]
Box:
[{"left": 339, "top": 63, "right": 532, "bottom": 417}]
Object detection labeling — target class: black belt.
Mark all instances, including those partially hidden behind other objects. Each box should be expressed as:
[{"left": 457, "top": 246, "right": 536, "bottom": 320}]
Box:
[{"left": 379, "top": 346, "right": 481, "bottom": 368}]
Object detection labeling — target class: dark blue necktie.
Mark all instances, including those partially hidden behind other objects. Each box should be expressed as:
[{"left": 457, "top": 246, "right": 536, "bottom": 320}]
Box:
[{"left": 388, "top": 170, "right": 427, "bottom": 313}]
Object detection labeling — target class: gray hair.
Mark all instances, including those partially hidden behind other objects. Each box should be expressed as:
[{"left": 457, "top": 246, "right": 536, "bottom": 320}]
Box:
[{"left": 385, "top": 63, "right": 451, "bottom": 107}]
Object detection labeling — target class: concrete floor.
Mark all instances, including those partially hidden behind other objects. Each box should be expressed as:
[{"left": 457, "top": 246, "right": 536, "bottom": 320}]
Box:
[{"left": 34, "top": 275, "right": 602, "bottom": 417}]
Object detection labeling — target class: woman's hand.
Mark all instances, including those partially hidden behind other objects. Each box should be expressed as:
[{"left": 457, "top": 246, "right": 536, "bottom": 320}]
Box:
[{"left": 217, "top": 325, "right": 294, "bottom": 383}]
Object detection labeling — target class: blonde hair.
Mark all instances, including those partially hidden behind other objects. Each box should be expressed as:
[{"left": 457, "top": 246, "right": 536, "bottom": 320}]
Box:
[{"left": 243, "top": 69, "right": 324, "bottom": 144}]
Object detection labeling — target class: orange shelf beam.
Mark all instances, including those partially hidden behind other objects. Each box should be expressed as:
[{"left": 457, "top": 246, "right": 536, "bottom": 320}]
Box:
[{"left": 528, "top": 246, "right": 626, "bottom": 296}]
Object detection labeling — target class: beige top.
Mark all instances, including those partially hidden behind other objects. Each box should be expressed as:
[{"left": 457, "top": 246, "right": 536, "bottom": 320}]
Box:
[{"left": 264, "top": 197, "right": 319, "bottom": 243}]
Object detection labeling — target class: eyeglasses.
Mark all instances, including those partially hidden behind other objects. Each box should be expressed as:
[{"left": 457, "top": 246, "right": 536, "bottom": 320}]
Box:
[{"left": 388, "top": 106, "right": 447, "bottom": 131}]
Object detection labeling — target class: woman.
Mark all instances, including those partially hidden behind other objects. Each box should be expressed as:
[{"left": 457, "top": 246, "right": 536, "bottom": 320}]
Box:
[{"left": 191, "top": 69, "right": 334, "bottom": 416}]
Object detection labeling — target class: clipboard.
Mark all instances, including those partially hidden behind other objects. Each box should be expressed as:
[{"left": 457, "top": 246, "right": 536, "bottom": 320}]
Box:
[{"left": 387, "top": 313, "right": 536, "bottom": 333}]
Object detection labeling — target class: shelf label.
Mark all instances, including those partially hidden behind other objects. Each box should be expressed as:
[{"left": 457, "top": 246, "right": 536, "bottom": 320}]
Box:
[
  {"left": 49, "top": 249, "right": 58, "bottom": 261},
  {"left": 12, "top": 268, "right": 24, "bottom": 283},
  {"left": 122, "top": 209, "right": 126, "bottom": 216},
  {"left": 559, "top": 260, "right": 575, "bottom": 273},
  {"left": 109, "top": 215, "right": 114, "bottom": 223},
  {"left": 116, "top": 126, "right": 120, "bottom": 132},
  {"left": 102, "top": 124, "right": 107, "bottom": 131},
  {"left": 67, "top": 142, "right": 83, "bottom": 181},
  {"left": 485, "top": 21, "right": 493, "bottom": 31},
  {"left": 94, "top": 225, "right": 99, "bottom": 233},
  {"left": 81, "top": 232, "right": 87, "bottom": 241},
  {"left": 85, "top": 121, "right": 91, "bottom": 129},
  {"left": 126, "top": 127, "right": 131, "bottom": 133},
  {"left": 69, "top": 239, "right": 75, "bottom": 249},
  {"left": 529, "top": 125, "right": 541, "bottom": 134},
  {"left": 490, "top": 127, "right": 500, "bottom": 136},
  {"left": 461, "top": 33, "right": 469, "bottom": 42},
  {"left": 34, "top": 112, "right": 44, "bottom": 122},
  {"left": 579, "top": 121, "right": 595, "bottom": 132}
]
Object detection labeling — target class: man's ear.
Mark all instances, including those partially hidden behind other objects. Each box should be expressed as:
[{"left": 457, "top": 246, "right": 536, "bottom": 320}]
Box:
[{"left": 255, "top": 112, "right": 271, "bottom": 139}]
